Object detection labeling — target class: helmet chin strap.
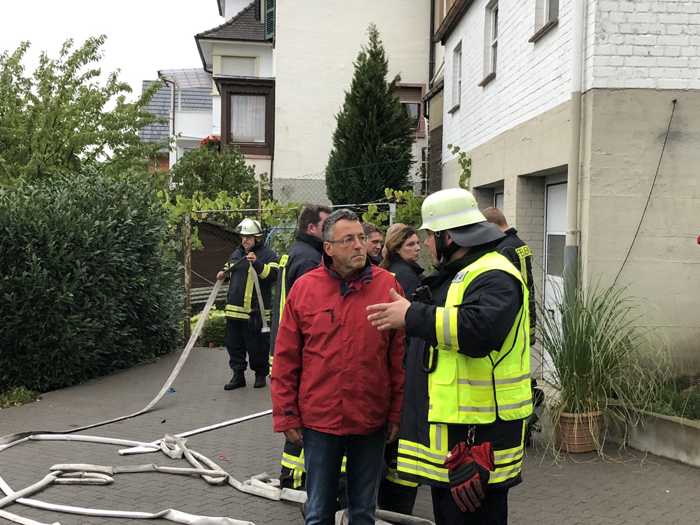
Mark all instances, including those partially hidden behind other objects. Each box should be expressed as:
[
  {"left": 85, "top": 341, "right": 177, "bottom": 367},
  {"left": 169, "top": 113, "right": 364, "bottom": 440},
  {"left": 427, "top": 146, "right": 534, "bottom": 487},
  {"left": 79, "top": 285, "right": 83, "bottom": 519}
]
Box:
[{"left": 435, "top": 231, "right": 461, "bottom": 264}]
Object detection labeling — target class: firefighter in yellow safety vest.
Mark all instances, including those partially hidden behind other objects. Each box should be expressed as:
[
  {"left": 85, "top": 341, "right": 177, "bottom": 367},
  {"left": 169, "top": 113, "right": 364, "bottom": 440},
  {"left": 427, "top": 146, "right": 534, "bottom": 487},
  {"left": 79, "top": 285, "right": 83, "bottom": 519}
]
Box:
[{"left": 366, "top": 188, "right": 532, "bottom": 525}]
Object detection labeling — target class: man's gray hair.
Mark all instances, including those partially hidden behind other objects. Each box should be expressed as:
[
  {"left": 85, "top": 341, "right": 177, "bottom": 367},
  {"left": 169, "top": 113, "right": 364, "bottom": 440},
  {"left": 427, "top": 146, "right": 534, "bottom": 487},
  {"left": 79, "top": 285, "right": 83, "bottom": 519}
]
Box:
[{"left": 322, "top": 209, "right": 359, "bottom": 241}]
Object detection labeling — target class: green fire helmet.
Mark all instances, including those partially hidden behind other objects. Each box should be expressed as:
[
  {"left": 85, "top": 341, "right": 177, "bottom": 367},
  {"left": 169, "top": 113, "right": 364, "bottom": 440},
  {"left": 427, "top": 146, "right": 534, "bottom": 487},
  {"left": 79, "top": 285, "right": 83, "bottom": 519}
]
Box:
[
  {"left": 419, "top": 188, "right": 504, "bottom": 248},
  {"left": 419, "top": 188, "right": 485, "bottom": 231},
  {"left": 236, "top": 218, "right": 263, "bottom": 236}
]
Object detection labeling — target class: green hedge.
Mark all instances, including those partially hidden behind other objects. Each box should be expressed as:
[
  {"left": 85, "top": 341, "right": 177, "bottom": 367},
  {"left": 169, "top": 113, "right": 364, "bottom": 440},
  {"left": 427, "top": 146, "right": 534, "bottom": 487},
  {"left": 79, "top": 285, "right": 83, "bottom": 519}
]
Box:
[
  {"left": 0, "top": 173, "right": 182, "bottom": 392},
  {"left": 191, "top": 307, "right": 227, "bottom": 347}
]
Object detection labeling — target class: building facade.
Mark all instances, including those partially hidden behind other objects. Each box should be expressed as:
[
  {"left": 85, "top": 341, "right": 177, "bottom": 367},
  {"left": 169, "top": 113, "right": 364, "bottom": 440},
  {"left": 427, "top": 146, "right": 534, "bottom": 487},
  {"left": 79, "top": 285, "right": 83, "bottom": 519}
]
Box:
[
  {"left": 432, "top": 0, "right": 700, "bottom": 370},
  {"left": 194, "top": 0, "right": 431, "bottom": 203}
]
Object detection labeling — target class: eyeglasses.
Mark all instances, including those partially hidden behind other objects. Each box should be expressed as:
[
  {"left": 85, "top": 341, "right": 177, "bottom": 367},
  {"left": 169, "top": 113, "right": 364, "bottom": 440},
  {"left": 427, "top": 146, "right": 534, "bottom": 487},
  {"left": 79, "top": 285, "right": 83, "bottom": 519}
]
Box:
[{"left": 326, "top": 234, "right": 367, "bottom": 247}]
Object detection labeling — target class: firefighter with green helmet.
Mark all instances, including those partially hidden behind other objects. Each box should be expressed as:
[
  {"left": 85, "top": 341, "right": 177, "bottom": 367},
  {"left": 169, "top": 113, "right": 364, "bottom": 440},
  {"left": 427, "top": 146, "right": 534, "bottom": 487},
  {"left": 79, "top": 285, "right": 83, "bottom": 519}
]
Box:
[{"left": 367, "top": 188, "right": 532, "bottom": 524}]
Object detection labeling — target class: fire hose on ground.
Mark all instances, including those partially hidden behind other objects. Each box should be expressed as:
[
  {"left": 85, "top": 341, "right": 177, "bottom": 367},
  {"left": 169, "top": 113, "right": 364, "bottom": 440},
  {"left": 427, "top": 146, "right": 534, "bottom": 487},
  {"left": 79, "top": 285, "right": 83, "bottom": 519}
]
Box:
[{"left": 0, "top": 273, "right": 434, "bottom": 525}]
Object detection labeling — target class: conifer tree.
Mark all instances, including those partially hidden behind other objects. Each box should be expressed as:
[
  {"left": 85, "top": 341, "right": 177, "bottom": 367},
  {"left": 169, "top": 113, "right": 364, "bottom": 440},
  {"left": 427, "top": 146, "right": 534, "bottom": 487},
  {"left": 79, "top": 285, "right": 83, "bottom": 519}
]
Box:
[{"left": 325, "top": 25, "right": 415, "bottom": 204}]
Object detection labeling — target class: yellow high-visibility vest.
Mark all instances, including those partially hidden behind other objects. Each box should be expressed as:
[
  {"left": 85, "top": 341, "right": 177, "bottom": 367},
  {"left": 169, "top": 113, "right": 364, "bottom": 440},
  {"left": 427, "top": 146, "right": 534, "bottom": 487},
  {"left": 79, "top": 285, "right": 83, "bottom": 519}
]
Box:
[{"left": 430, "top": 251, "right": 532, "bottom": 425}]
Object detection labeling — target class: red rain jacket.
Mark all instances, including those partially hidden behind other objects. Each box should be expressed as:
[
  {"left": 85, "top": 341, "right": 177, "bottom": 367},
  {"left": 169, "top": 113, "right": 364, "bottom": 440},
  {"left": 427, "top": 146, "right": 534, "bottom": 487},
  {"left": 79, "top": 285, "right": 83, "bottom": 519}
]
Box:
[{"left": 271, "top": 260, "right": 405, "bottom": 436}]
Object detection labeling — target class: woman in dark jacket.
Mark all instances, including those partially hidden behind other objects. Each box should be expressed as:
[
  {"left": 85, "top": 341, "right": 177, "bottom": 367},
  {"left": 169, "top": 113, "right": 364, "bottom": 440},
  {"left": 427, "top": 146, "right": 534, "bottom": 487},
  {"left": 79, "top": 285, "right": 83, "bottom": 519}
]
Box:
[
  {"left": 380, "top": 224, "right": 423, "bottom": 298},
  {"left": 377, "top": 223, "right": 424, "bottom": 515}
]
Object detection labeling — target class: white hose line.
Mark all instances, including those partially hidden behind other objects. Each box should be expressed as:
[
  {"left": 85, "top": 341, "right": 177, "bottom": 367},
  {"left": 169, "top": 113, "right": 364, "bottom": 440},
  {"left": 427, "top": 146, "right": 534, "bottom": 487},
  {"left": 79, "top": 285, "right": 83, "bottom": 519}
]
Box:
[
  {"left": 1, "top": 497, "right": 254, "bottom": 525},
  {"left": 118, "top": 409, "right": 272, "bottom": 455},
  {"left": 0, "top": 280, "right": 223, "bottom": 450},
  {"left": 250, "top": 266, "right": 270, "bottom": 333},
  {"left": 0, "top": 473, "right": 60, "bottom": 508},
  {"left": 0, "top": 508, "right": 59, "bottom": 525}
]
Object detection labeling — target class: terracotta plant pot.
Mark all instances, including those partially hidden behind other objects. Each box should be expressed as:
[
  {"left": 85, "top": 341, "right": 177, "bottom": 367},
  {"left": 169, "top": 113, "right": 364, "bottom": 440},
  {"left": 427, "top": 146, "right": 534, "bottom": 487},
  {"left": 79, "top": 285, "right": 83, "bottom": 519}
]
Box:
[{"left": 556, "top": 411, "right": 603, "bottom": 453}]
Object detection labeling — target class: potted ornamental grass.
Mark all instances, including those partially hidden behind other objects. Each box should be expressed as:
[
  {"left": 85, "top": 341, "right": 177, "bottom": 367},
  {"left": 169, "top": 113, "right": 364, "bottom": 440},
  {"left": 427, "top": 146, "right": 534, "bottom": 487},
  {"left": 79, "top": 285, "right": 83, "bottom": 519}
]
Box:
[{"left": 537, "top": 280, "right": 669, "bottom": 454}]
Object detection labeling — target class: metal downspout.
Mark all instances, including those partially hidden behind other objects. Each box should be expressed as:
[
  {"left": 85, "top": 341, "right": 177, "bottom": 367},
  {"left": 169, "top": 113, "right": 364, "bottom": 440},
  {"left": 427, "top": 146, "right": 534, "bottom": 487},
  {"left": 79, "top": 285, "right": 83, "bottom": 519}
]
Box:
[
  {"left": 158, "top": 72, "right": 177, "bottom": 168},
  {"left": 564, "top": 0, "right": 588, "bottom": 289}
]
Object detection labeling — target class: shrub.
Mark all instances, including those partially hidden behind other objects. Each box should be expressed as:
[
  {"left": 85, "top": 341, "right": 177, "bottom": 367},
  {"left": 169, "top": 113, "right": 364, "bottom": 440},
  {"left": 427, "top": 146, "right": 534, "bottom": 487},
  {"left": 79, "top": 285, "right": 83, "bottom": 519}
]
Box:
[
  {"left": 191, "top": 307, "right": 227, "bottom": 347},
  {"left": 0, "top": 173, "right": 182, "bottom": 392},
  {"left": 653, "top": 376, "right": 700, "bottom": 421},
  {"left": 0, "top": 387, "right": 39, "bottom": 408},
  {"left": 168, "top": 144, "right": 257, "bottom": 200}
]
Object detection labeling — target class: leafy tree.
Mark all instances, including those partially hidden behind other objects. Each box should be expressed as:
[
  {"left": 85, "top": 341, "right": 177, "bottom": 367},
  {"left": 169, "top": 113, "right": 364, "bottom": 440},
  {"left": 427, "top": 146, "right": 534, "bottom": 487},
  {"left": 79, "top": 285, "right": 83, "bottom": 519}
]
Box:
[
  {"left": 168, "top": 139, "right": 257, "bottom": 200},
  {"left": 0, "top": 36, "right": 162, "bottom": 185},
  {"left": 325, "top": 24, "right": 415, "bottom": 204}
]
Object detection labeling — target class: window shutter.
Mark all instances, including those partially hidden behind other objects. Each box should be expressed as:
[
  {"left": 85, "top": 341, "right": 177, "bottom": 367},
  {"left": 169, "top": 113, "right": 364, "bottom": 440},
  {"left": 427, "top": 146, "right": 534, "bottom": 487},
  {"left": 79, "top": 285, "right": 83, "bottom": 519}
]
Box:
[{"left": 265, "top": 0, "right": 275, "bottom": 40}]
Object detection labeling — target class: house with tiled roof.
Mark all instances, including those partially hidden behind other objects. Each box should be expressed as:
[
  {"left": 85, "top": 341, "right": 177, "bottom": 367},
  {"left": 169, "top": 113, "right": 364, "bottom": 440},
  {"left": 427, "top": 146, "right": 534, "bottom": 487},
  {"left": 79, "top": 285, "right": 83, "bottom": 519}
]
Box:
[
  {"left": 140, "top": 69, "right": 214, "bottom": 171},
  {"left": 195, "top": 0, "right": 430, "bottom": 203},
  {"left": 195, "top": 0, "right": 274, "bottom": 181}
]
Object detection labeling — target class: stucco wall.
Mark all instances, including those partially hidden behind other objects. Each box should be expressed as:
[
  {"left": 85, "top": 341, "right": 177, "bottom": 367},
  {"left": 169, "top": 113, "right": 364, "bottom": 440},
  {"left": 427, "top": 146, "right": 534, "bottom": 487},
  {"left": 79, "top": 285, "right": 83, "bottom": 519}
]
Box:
[
  {"left": 273, "top": 0, "right": 431, "bottom": 186},
  {"left": 580, "top": 88, "right": 700, "bottom": 371}
]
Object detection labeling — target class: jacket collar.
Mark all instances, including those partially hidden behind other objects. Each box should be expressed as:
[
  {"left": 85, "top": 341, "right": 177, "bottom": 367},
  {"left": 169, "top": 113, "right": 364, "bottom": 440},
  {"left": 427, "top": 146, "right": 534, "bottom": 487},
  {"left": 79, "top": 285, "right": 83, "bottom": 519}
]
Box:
[
  {"left": 388, "top": 254, "right": 424, "bottom": 276},
  {"left": 322, "top": 253, "right": 374, "bottom": 297},
  {"left": 296, "top": 232, "right": 324, "bottom": 254},
  {"left": 425, "top": 241, "right": 501, "bottom": 288}
]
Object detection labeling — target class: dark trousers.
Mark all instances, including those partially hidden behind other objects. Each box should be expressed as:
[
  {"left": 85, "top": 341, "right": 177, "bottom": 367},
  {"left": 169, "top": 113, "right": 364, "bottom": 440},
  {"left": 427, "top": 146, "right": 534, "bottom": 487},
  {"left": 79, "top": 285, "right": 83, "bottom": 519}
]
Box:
[
  {"left": 225, "top": 319, "right": 269, "bottom": 376},
  {"left": 377, "top": 439, "right": 418, "bottom": 515},
  {"left": 431, "top": 486, "right": 509, "bottom": 525},
  {"left": 303, "top": 427, "right": 386, "bottom": 525}
]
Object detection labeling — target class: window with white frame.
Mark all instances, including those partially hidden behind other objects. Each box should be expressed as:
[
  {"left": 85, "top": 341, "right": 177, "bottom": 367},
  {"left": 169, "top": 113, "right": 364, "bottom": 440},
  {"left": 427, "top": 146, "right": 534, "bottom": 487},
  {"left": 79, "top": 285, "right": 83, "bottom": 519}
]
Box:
[
  {"left": 482, "top": 1, "right": 498, "bottom": 83},
  {"left": 535, "top": 0, "right": 559, "bottom": 32},
  {"left": 451, "top": 42, "right": 462, "bottom": 111}
]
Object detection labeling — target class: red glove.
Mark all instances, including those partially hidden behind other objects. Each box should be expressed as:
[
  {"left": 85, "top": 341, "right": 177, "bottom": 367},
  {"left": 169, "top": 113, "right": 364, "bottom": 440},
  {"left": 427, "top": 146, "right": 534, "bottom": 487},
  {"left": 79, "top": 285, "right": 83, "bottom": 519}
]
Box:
[{"left": 444, "top": 441, "right": 494, "bottom": 513}]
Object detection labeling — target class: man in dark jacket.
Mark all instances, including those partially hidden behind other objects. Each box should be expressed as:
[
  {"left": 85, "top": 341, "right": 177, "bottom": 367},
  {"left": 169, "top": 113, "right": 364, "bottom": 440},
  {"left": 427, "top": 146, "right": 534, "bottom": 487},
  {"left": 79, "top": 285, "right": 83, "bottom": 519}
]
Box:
[
  {"left": 285, "top": 205, "right": 332, "bottom": 290},
  {"left": 272, "top": 209, "right": 405, "bottom": 525},
  {"left": 270, "top": 204, "right": 330, "bottom": 491},
  {"left": 367, "top": 189, "right": 532, "bottom": 525},
  {"left": 483, "top": 207, "right": 537, "bottom": 342},
  {"left": 363, "top": 222, "right": 384, "bottom": 266},
  {"left": 216, "top": 218, "right": 279, "bottom": 390}
]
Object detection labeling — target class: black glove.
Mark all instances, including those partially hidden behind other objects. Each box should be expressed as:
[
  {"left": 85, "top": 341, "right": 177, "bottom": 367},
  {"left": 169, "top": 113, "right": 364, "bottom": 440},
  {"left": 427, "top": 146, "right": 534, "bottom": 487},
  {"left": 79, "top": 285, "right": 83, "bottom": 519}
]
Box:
[{"left": 412, "top": 285, "right": 433, "bottom": 304}]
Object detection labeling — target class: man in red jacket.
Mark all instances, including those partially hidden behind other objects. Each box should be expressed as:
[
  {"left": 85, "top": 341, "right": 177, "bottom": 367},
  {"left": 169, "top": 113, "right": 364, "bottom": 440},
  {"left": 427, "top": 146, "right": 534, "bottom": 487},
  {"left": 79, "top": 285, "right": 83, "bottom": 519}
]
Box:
[{"left": 271, "top": 209, "right": 405, "bottom": 525}]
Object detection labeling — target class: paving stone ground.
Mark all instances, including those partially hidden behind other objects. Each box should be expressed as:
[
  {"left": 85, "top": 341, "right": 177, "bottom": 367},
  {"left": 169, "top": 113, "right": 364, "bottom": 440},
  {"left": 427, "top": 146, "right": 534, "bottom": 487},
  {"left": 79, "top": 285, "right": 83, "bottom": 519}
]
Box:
[{"left": 0, "top": 348, "right": 698, "bottom": 525}]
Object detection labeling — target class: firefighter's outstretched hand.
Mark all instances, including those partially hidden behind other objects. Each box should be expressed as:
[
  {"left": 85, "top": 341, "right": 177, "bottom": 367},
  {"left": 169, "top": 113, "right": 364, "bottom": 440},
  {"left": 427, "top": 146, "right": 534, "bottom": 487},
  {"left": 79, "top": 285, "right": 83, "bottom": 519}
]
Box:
[
  {"left": 366, "top": 288, "right": 410, "bottom": 331},
  {"left": 216, "top": 271, "right": 225, "bottom": 281}
]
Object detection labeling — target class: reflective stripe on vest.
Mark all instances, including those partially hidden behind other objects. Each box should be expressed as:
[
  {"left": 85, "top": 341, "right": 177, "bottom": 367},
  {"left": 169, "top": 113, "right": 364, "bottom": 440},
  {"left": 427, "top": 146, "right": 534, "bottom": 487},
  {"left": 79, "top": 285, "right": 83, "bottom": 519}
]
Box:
[
  {"left": 429, "top": 251, "right": 532, "bottom": 425},
  {"left": 396, "top": 420, "right": 527, "bottom": 487},
  {"left": 514, "top": 245, "right": 532, "bottom": 285},
  {"left": 224, "top": 264, "right": 256, "bottom": 319}
]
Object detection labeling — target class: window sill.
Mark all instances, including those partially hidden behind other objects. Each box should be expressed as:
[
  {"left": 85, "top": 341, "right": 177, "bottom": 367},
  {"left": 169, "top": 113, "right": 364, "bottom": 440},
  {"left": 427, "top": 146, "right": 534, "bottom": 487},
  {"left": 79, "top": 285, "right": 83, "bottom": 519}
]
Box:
[
  {"left": 478, "top": 72, "right": 496, "bottom": 88},
  {"left": 448, "top": 103, "right": 460, "bottom": 114},
  {"left": 529, "top": 19, "right": 559, "bottom": 43}
]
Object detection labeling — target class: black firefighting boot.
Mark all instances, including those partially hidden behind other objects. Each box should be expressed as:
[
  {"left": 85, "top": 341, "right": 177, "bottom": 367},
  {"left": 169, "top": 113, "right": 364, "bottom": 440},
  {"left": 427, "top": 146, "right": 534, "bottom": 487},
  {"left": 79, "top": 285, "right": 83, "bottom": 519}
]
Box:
[
  {"left": 253, "top": 374, "right": 267, "bottom": 388},
  {"left": 224, "top": 371, "right": 246, "bottom": 391}
]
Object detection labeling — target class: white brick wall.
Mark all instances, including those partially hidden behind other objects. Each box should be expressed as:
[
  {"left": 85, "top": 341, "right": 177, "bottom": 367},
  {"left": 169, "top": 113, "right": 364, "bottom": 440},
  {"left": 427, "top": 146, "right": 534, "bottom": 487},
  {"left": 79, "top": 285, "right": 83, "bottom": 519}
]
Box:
[
  {"left": 591, "top": 0, "right": 700, "bottom": 89},
  {"left": 442, "top": 0, "right": 700, "bottom": 162},
  {"left": 442, "top": 0, "right": 574, "bottom": 161}
]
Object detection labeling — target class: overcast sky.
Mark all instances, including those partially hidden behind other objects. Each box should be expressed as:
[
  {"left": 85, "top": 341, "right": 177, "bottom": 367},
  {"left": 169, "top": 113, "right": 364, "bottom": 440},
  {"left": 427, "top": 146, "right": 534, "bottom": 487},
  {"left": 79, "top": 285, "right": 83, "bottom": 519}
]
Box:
[{"left": 0, "top": 0, "right": 223, "bottom": 99}]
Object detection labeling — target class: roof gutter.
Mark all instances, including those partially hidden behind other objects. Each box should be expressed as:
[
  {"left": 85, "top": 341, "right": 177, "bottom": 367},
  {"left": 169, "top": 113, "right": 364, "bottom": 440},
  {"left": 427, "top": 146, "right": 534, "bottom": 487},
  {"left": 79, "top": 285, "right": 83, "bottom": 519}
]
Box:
[
  {"left": 564, "top": 0, "right": 588, "bottom": 289},
  {"left": 158, "top": 72, "right": 177, "bottom": 167}
]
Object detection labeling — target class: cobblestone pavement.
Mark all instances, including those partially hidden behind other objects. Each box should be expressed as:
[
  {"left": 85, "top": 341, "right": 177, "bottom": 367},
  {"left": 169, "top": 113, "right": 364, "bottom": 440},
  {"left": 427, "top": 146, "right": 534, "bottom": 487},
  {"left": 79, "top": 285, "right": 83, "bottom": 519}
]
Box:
[{"left": 0, "top": 348, "right": 698, "bottom": 525}]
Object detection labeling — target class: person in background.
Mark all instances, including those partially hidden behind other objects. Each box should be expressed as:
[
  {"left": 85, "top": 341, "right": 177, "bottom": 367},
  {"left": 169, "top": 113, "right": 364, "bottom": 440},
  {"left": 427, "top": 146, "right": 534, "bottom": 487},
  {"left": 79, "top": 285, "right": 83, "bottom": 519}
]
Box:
[
  {"left": 482, "top": 207, "right": 536, "bottom": 343},
  {"left": 380, "top": 224, "right": 423, "bottom": 299},
  {"left": 272, "top": 209, "right": 405, "bottom": 525},
  {"left": 363, "top": 222, "right": 384, "bottom": 266},
  {"left": 217, "top": 218, "right": 279, "bottom": 390},
  {"left": 270, "top": 204, "right": 331, "bottom": 490}
]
